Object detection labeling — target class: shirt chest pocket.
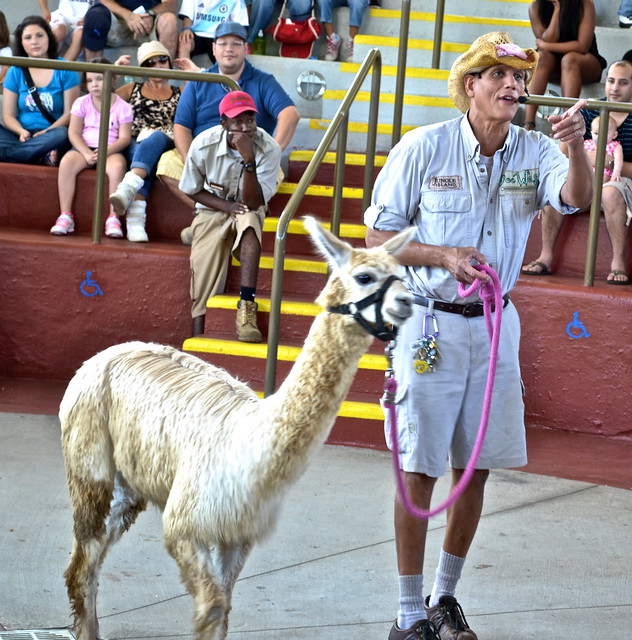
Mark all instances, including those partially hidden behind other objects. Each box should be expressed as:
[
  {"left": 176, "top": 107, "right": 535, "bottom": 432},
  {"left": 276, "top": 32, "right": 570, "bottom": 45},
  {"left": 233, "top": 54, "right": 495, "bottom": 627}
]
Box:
[
  {"left": 499, "top": 186, "right": 537, "bottom": 248},
  {"left": 419, "top": 191, "right": 473, "bottom": 245}
]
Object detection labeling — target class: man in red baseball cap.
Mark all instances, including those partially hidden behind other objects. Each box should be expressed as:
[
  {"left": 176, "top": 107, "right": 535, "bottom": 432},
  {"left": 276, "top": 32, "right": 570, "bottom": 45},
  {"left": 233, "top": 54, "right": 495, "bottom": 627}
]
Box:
[{"left": 179, "top": 91, "right": 281, "bottom": 342}]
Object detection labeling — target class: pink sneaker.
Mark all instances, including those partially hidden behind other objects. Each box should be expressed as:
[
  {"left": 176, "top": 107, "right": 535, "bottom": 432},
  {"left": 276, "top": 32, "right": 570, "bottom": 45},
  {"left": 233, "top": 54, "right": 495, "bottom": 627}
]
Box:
[
  {"left": 105, "top": 215, "right": 124, "bottom": 238},
  {"left": 50, "top": 212, "right": 75, "bottom": 235}
]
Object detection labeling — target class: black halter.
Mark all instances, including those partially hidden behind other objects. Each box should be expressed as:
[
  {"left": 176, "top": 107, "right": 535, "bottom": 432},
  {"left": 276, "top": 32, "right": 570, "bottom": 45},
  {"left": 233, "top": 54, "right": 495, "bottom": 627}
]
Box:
[{"left": 327, "top": 275, "right": 402, "bottom": 342}]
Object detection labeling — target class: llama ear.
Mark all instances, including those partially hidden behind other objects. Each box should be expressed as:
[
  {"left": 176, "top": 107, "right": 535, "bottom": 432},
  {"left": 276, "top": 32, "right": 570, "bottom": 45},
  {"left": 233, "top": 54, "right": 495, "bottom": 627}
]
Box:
[
  {"left": 303, "top": 216, "right": 352, "bottom": 270},
  {"left": 380, "top": 226, "right": 417, "bottom": 257}
]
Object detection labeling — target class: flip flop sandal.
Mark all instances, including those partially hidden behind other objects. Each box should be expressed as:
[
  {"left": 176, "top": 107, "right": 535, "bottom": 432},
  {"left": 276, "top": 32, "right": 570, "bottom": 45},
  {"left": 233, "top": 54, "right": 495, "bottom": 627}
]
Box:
[
  {"left": 606, "top": 270, "right": 630, "bottom": 285},
  {"left": 520, "top": 260, "right": 552, "bottom": 276}
]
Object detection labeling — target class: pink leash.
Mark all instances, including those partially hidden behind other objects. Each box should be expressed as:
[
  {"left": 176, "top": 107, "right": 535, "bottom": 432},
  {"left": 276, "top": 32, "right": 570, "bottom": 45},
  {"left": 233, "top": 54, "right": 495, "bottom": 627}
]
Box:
[{"left": 383, "top": 265, "right": 504, "bottom": 519}]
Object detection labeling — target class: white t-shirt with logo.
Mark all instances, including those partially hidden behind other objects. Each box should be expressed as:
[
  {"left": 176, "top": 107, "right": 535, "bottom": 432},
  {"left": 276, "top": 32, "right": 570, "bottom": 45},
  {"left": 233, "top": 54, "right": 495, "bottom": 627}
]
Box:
[{"left": 179, "top": 0, "right": 249, "bottom": 39}]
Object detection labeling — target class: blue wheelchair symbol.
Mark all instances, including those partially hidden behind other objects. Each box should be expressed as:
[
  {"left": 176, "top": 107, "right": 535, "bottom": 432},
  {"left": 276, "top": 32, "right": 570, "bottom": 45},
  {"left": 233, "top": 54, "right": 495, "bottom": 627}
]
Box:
[
  {"left": 566, "top": 311, "right": 590, "bottom": 339},
  {"left": 80, "top": 271, "right": 104, "bottom": 297}
]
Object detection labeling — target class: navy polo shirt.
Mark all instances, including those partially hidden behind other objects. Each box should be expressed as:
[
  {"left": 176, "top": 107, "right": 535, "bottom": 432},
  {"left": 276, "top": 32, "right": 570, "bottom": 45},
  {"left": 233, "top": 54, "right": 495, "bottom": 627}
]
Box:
[{"left": 174, "top": 60, "right": 295, "bottom": 138}]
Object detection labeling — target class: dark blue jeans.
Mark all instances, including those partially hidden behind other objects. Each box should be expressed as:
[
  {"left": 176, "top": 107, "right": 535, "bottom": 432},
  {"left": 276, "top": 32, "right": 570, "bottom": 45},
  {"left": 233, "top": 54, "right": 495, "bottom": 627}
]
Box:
[
  {"left": 0, "top": 125, "right": 70, "bottom": 164},
  {"left": 125, "top": 131, "right": 174, "bottom": 199}
]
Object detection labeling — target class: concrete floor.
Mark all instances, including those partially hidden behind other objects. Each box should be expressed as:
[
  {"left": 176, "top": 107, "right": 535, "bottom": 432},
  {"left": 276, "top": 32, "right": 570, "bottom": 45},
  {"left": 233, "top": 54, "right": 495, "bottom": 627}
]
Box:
[{"left": 0, "top": 412, "right": 631, "bottom": 639}]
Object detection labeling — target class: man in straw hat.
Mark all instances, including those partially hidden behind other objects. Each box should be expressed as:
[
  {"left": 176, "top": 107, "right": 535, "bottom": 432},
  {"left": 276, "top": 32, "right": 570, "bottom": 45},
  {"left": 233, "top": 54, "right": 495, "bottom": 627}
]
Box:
[{"left": 364, "top": 32, "right": 593, "bottom": 640}]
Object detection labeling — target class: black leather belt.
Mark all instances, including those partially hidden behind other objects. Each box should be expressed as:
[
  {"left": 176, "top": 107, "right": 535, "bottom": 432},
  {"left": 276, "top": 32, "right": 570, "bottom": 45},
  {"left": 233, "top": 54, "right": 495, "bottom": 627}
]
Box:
[{"left": 413, "top": 294, "right": 510, "bottom": 317}]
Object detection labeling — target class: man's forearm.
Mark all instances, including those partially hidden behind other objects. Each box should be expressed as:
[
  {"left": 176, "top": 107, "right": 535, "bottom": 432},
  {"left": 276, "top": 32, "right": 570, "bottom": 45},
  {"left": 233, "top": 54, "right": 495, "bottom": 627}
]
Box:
[{"left": 274, "top": 106, "right": 300, "bottom": 151}]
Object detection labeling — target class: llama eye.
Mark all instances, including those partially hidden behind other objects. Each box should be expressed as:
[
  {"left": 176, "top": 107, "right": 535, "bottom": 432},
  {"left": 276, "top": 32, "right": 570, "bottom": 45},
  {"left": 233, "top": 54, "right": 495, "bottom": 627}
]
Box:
[{"left": 354, "top": 273, "right": 375, "bottom": 285}]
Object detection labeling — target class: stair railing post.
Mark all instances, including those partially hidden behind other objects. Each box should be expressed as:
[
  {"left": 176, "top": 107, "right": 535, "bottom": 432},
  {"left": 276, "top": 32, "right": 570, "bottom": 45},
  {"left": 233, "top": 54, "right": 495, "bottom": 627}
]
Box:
[
  {"left": 432, "top": 0, "right": 446, "bottom": 69},
  {"left": 91, "top": 69, "right": 113, "bottom": 243},
  {"left": 584, "top": 107, "right": 608, "bottom": 287},
  {"left": 331, "top": 113, "right": 349, "bottom": 237},
  {"left": 363, "top": 56, "right": 381, "bottom": 212},
  {"left": 392, "top": 0, "right": 411, "bottom": 148}
]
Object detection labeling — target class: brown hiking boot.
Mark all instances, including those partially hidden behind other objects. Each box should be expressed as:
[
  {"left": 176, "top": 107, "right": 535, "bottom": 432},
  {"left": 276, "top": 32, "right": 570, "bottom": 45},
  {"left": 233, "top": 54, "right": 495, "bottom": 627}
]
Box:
[
  {"left": 424, "top": 596, "right": 477, "bottom": 640},
  {"left": 236, "top": 299, "right": 262, "bottom": 343},
  {"left": 388, "top": 619, "right": 441, "bottom": 640}
]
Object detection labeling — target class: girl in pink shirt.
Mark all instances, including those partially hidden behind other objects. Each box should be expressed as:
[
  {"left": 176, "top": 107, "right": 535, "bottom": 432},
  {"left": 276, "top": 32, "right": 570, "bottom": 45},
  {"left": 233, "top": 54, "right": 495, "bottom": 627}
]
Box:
[{"left": 51, "top": 58, "right": 133, "bottom": 237}]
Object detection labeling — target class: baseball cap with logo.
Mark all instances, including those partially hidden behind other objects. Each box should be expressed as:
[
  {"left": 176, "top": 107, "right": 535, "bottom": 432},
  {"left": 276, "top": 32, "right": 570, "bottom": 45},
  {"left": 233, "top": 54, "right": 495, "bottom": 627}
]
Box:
[{"left": 219, "top": 91, "right": 259, "bottom": 119}]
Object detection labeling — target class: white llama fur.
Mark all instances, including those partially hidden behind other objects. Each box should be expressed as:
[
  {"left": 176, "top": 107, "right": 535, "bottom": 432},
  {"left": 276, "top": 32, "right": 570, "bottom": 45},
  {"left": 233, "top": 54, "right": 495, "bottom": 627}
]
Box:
[{"left": 60, "top": 217, "right": 414, "bottom": 640}]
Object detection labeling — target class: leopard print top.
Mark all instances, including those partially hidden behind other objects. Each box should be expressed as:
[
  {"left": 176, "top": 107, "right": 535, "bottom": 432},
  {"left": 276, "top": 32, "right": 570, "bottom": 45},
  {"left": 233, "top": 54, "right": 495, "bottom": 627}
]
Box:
[{"left": 128, "top": 82, "right": 181, "bottom": 138}]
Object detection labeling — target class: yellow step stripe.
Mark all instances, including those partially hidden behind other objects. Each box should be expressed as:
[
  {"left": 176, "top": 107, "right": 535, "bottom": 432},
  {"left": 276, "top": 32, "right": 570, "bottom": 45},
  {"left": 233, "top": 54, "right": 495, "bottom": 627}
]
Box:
[
  {"left": 182, "top": 337, "right": 388, "bottom": 370},
  {"left": 338, "top": 63, "right": 449, "bottom": 79},
  {"left": 323, "top": 90, "right": 454, "bottom": 108},
  {"left": 208, "top": 295, "right": 321, "bottom": 316},
  {"left": 263, "top": 217, "right": 367, "bottom": 239},
  {"left": 232, "top": 254, "right": 327, "bottom": 273},
  {"left": 288, "top": 150, "right": 387, "bottom": 167},
  {"left": 276, "top": 182, "right": 364, "bottom": 199},
  {"left": 368, "top": 8, "right": 529, "bottom": 27},
  {"left": 308, "top": 119, "right": 417, "bottom": 135},
  {"left": 354, "top": 35, "right": 469, "bottom": 53}
]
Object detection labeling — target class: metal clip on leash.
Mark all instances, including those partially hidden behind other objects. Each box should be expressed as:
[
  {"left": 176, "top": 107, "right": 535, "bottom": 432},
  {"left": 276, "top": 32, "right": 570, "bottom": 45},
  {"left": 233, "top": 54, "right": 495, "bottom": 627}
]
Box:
[{"left": 384, "top": 265, "right": 504, "bottom": 520}]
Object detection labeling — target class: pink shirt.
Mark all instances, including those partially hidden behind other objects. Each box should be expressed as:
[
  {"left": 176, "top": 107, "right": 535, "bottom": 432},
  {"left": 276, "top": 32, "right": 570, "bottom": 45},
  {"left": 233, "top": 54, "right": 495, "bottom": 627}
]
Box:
[
  {"left": 584, "top": 138, "right": 621, "bottom": 178},
  {"left": 71, "top": 93, "right": 133, "bottom": 148}
]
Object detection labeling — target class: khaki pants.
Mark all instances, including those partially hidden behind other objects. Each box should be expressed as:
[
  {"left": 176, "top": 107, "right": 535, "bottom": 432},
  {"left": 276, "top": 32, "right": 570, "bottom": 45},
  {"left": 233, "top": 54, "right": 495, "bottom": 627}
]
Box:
[{"left": 190, "top": 206, "right": 266, "bottom": 318}]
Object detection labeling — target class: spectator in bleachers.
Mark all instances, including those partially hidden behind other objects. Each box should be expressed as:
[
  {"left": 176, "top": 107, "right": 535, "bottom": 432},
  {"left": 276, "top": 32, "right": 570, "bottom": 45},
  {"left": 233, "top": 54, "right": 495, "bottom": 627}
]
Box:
[
  {"left": 0, "top": 16, "right": 80, "bottom": 166},
  {"left": 109, "top": 41, "right": 182, "bottom": 242},
  {"left": 38, "top": 0, "right": 91, "bottom": 61},
  {"left": 51, "top": 57, "right": 132, "bottom": 238},
  {"left": 246, "top": 0, "right": 313, "bottom": 45},
  {"left": 155, "top": 21, "right": 299, "bottom": 212},
  {"left": 619, "top": 0, "right": 632, "bottom": 28},
  {"left": 522, "top": 60, "right": 632, "bottom": 284},
  {"left": 81, "top": 0, "right": 178, "bottom": 61},
  {"left": 179, "top": 90, "right": 281, "bottom": 341},
  {"left": 320, "top": 0, "right": 369, "bottom": 62},
  {"left": 0, "top": 11, "right": 11, "bottom": 85},
  {"left": 523, "top": 0, "right": 606, "bottom": 131},
  {"left": 177, "top": 0, "right": 249, "bottom": 64}
]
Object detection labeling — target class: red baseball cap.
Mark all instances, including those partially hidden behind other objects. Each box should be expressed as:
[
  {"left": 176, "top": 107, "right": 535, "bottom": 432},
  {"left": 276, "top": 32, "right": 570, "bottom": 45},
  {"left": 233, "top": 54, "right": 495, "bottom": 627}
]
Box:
[{"left": 219, "top": 91, "right": 259, "bottom": 119}]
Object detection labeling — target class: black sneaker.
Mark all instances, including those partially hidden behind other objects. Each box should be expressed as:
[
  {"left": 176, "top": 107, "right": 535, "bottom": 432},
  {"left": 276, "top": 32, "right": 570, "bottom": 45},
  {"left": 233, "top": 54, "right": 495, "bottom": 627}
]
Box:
[
  {"left": 620, "top": 15, "right": 632, "bottom": 28},
  {"left": 423, "top": 596, "right": 478, "bottom": 640},
  {"left": 388, "top": 618, "right": 442, "bottom": 640}
]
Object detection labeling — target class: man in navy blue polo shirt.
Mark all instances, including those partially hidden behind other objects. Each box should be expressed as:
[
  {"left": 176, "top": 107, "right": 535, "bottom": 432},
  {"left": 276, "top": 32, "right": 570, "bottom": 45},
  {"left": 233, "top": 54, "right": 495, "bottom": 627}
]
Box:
[
  {"left": 82, "top": 0, "right": 178, "bottom": 60},
  {"left": 156, "top": 21, "right": 300, "bottom": 208}
]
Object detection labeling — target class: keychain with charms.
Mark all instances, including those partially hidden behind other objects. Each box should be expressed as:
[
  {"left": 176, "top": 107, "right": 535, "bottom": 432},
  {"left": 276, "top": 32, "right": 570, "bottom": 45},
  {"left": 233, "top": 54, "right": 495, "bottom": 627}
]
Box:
[{"left": 411, "top": 303, "right": 441, "bottom": 374}]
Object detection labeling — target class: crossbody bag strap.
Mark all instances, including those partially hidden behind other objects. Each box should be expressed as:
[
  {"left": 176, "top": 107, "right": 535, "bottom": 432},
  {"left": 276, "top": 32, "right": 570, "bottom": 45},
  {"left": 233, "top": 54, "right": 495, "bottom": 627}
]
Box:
[{"left": 22, "top": 67, "right": 57, "bottom": 126}]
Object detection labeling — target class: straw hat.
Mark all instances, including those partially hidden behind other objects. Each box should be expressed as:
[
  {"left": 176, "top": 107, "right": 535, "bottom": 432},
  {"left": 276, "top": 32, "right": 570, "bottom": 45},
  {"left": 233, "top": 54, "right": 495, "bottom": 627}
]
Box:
[
  {"left": 137, "top": 41, "right": 171, "bottom": 67},
  {"left": 448, "top": 32, "right": 538, "bottom": 113}
]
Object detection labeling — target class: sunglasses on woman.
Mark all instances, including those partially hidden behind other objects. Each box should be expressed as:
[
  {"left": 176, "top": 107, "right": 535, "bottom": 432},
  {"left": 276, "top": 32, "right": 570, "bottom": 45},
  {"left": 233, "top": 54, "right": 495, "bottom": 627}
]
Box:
[{"left": 143, "top": 55, "right": 170, "bottom": 67}]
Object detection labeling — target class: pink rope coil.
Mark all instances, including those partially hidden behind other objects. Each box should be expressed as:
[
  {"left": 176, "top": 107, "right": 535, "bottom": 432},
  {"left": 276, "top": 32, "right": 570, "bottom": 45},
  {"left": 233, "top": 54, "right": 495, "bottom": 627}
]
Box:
[{"left": 384, "top": 265, "right": 504, "bottom": 519}]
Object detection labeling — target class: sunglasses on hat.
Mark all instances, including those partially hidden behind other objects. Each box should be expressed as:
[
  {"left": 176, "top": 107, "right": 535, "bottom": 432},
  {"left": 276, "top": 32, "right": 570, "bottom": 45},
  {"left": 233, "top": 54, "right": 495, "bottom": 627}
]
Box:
[{"left": 142, "top": 55, "right": 169, "bottom": 67}]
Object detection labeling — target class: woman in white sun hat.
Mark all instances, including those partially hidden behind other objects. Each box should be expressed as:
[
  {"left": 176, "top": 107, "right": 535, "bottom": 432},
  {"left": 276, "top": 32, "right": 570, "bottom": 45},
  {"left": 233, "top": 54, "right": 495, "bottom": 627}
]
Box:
[{"left": 109, "top": 40, "right": 182, "bottom": 242}]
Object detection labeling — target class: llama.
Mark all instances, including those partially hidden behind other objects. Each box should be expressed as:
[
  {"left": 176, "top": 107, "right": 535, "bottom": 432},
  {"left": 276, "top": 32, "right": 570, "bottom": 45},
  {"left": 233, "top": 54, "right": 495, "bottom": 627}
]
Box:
[{"left": 60, "top": 217, "right": 414, "bottom": 640}]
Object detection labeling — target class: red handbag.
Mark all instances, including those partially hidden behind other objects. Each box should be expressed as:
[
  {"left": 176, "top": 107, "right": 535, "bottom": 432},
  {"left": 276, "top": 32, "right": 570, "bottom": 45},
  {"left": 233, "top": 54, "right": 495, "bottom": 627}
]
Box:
[{"left": 268, "top": 1, "right": 321, "bottom": 58}]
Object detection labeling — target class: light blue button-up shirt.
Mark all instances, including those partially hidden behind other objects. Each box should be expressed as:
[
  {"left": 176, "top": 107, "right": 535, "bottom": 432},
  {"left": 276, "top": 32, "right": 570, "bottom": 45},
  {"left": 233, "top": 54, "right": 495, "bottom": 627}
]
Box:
[{"left": 365, "top": 115, "right": 576, "bottom": 302}]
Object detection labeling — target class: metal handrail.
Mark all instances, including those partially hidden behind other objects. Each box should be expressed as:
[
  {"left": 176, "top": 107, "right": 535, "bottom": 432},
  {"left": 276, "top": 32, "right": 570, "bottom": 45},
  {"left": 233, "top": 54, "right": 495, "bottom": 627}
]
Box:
[
  {"left": 0, "top": 55, "right": 238, "bottom": 242},
  {"left": 524, "top": 94, "right": 632, "bottom": 286},
  {"left": 432, "top": 0, "right": 447, "bottom": 69},
  {"left": 391, "top": 0, "right": 412, "bottom": 147},
  {"left": 263, "top": 48, "right": 382, "bottom": 397}
]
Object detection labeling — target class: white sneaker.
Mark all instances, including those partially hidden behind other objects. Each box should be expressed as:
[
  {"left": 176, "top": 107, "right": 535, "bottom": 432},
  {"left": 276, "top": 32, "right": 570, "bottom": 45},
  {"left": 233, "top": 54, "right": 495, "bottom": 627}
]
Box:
[
  {"left": 50, "top": 212, "right": 75, "bottom": 235},
  {"left": 109, "top": 181, "right": 137, "bottom": 216},
  {"left": 324, "top": 33, "right": 341, "bottom": 61},
  {"left": 620, "top": 14, "right": 632, "bottom": 28},
  {"left": 347, "top": 37, "right": 354, "bottom": 61}
]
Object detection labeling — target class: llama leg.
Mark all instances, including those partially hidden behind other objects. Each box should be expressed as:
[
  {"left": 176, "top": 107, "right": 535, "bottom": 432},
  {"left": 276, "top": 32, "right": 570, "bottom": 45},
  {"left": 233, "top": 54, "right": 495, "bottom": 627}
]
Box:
[
  {"left": 165, "top": 535, "right": 227, "bottom": 640},
  {"left": 64, "top": 473, "right": 113, "bottom": 640},
  {"left": 213, "top": 541, "right": 253, "bottom": 639}
]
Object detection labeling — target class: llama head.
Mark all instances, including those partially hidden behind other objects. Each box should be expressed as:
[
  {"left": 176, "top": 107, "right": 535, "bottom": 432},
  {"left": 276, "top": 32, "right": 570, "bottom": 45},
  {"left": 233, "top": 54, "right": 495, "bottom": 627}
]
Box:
[{"left": 304, "top": 217, "right": 414, "bottom": 338}]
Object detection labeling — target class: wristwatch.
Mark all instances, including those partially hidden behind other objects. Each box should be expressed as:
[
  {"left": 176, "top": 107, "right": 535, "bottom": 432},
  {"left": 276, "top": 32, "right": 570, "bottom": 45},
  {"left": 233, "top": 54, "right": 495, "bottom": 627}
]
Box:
[
  {"left": 243, "top": 161, "right": 257, "bottom": 173},
  {"left": 147, "top": 8, "right": 157, "bottom": 18}
]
